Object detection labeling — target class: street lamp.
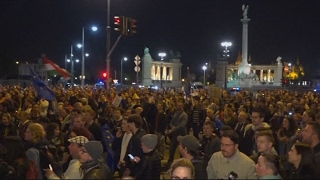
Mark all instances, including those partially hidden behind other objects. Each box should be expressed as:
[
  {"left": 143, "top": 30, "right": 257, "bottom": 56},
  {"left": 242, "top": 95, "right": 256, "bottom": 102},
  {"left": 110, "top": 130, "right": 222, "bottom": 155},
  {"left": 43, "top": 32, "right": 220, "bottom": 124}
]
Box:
[
  {"left": 70, "top": 44, "right": 82, "bottom": 85},
  {"left": 202, "top": 65, "right": 207, "bottom": 85},
  {"left": 221, "top": 41, "right": 232, "bottom": 89},
  {"left": 158, "top": 53, "right": 166, "bottom": 88},
  {"left": 121, "top": 57, "right": 128, "bottom": 87},
  {"left": 81, "top": 26, "right": 98, "bottom": 87}
]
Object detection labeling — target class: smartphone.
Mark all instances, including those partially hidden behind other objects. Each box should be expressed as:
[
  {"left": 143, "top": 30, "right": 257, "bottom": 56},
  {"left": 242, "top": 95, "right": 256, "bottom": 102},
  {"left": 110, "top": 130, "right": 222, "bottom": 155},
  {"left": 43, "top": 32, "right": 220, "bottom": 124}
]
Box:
[
  {"left": 128, "top": 154, "right": 134, "bottom": 160},
  {"left": 49, "top": 164, "right": 53, "bottom": 170}
]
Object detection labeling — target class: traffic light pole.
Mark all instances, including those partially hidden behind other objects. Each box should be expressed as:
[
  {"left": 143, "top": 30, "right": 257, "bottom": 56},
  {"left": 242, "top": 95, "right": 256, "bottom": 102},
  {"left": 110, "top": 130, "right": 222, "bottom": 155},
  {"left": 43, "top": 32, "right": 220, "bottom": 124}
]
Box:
[{"left": 106, "top": 0, "right": 111, "bottom": 90}]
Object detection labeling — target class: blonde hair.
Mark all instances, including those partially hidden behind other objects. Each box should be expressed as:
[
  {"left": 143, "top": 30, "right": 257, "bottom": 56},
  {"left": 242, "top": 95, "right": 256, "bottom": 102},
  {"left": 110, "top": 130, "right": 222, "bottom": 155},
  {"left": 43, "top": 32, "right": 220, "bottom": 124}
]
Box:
[
  {"left": 169, "top": 158, "right": 195, "bottom": 179},
  {"left": 27, "top": 123, "right": 46, "bottom": 143}
]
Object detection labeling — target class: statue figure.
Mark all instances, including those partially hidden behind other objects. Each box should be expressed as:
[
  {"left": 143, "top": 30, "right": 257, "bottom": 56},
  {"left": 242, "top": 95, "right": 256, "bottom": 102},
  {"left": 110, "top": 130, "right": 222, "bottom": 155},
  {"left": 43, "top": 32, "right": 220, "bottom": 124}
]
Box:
[
  {"left": 144, "top": 47, "right": 150, "bottom": 55},
  {"left": 242, "top": 5, "right": 249, "bottom": 19},
  {"left": 276, "top": 56, "right": 282, "bottom": 64},
  {"left": 174, "top": 51, "right": 181, "bottom": 59}
]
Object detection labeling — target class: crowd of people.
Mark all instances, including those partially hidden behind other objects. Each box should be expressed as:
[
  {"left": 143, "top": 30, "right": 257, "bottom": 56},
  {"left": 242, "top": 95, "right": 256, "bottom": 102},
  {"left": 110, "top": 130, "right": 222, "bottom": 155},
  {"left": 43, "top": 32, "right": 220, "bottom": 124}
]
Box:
[{"left": 0, "top": 84, "right": 320, "bottom": 179}]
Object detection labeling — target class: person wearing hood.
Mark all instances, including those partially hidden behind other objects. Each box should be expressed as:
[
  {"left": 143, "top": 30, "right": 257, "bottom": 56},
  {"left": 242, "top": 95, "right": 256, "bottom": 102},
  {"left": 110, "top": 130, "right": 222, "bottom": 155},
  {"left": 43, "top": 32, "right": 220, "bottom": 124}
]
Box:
[{"left": 243, "top": 108, "right": 270, "bottom": 156}]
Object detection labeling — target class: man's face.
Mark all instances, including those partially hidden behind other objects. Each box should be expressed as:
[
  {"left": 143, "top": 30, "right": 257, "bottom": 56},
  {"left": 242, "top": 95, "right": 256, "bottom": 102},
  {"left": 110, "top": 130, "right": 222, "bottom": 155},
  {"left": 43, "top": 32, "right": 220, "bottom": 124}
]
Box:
[
  {"left": 73, "top": 117, "right": 84, "bottom": 128},
  {"left": 203, "top": 124, "right": 213, "bottom": 136},
  {"left": 206, "top": 109, "right": 214, "bottom": 118},
  {"left": 68, "top": 142, "right": 81, "bottom": 159},
  {"left": 255, "top": 156, "right": 270, "bottom": 177},
  {"left": 238, "top": 112, "right": 246, "bottom": 122},
  {"left": 256, "top": 136, "right": 272, "bottom": 153},
  {"left": 157, "top": 103, "right": 163, "bottom": 111},
  {"left": 220, "top": 137, "right": 238, "bottom": 158},
  {"left": 251, "top": 112, "right": 263, "bottom": 126},
  {"left": 113, "top": 110, "right": 121, "bottom": 119},
  {"left": 78, "top": 147, "right": 90, "bottom": 163},
  {"left": 121, "top": 120, "right": 129, "bottom": 132},
  {"left": 302, "top": 111, "right": 310, "bottom": 123},
  {"left": 302, "top": 125, "right": 314, "bottom": 145},
  {"left": 178, "top": 143, "right": 187, "bottom": 157},
  {"left": 176, "top": 102, "right": 184, "bottom": 111}
]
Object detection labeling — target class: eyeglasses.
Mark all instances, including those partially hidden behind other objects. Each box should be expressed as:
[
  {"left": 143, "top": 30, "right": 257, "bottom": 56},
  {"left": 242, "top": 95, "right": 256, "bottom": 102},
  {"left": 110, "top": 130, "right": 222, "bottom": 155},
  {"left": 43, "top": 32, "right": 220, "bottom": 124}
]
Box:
[
  {"left": 80, "top": 149, "right": 88, "bottom": 154},
  {"left": 220, "top": 143, "right": 235, "bottom": 147},
  {"left": 171, "top": 176, "right": 189, "bottom": 180}
]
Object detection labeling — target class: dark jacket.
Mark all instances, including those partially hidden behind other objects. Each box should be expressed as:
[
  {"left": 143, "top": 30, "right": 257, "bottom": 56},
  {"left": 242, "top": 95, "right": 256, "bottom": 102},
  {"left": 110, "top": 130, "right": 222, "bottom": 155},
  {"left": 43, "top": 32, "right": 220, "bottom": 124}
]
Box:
[
  {"left": 191, "top": 157, "right": 208, "bottom": 179},
  {"left": 289, "top": 164, "right": 316, "bottom": 179},
  {"left": 82, "top": 160, "right": 113, "bottom": 179},
  {"left": 135, "top": 150, "right": 161, "bottom": 180},
  {"left": 124, "top": 128, "right": 147, "bottom": 174},
  {"left": 200, "top": 134, "right": 220, "bottom": 166},
  {"left": 154, "top": 111, "right": 168, "bottom": 135}
]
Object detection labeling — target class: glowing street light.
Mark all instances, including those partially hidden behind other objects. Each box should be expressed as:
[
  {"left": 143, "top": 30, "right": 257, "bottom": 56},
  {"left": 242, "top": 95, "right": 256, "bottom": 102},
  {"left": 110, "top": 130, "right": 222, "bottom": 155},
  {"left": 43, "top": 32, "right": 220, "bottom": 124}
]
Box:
[{"left": 202, "top": 65, "right": 207, "bottom": 85}]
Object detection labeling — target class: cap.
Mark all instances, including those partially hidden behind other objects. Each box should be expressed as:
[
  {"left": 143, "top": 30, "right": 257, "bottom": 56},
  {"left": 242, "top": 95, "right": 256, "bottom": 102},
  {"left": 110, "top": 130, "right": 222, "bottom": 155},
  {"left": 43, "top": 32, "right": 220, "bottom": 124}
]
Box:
[
  {"left": 84, "top": 141, "right": 103, "bottom": 160},
  {"left": 177, "top": 135, "right": 200, "bottom": 152},
  {"left": 141, "top": 134, "right": 158, "bottom": 150},
  {"left": 68, "top": 136, "right": 89, "bottom": 146}
]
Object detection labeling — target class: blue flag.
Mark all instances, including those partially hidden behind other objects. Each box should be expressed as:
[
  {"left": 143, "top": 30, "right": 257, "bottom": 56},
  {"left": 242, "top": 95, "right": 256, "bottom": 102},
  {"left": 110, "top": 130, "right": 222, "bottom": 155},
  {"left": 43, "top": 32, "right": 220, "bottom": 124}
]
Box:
[{"left": 28, "top": 64, "right": 55, "bottom": 101}]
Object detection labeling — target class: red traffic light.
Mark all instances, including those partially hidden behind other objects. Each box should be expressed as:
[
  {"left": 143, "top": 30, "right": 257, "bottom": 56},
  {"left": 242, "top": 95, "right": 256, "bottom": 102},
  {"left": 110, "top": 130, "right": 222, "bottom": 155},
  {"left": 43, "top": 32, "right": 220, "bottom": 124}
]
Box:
[{"left": 103, "top": 72, "right": 107, "bottom": 78}]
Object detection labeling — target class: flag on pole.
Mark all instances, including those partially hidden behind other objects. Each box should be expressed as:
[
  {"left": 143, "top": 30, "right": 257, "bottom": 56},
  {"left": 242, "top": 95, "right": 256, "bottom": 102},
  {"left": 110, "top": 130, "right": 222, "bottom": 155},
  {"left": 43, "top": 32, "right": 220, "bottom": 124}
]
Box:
[
  {"left": 42, "top": 56, "right": 71, "bottom": 79},
  {"left": 27, "top": 63, "right": 55, "bottom": 101}
]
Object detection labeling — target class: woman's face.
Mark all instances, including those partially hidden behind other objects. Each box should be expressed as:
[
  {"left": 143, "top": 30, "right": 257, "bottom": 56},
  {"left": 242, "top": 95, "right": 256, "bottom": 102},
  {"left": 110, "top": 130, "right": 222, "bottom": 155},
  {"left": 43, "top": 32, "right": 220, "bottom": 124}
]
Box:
[
  {"left": 288, "top": 145, "right": 301, "bottom": 165},
  {"left": 54, "top": 128, "right": 60, "bottom": 136},
  {"left": 24, "top": 128, "right": 34, "bottom": 141},
  {"left": 2, "top": 116, "right": 9, "bottom": 126},
  {"left": 282, "top": 118, "right": 289, "bottom": 128},
  {"left": 171, "top": 167, "right": 192, "bottom": 180}
]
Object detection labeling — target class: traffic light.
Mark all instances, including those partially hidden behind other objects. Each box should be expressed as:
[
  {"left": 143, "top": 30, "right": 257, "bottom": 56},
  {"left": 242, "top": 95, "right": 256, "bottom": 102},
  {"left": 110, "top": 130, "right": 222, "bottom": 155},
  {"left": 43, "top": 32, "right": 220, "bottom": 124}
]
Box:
[
  {"left": 114, "top": 16, "right": 127, "bottom": 35},
  {"left": 102, "top": 72, "right": 108, "bottom": 79},
  {"left": 129, "top": 18, "right": 137, "bottom": 35}
]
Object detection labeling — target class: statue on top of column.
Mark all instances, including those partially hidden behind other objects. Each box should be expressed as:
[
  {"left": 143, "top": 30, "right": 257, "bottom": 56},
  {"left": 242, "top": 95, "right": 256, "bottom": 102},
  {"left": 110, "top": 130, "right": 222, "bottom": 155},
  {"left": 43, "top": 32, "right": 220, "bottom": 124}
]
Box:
[
  {"left": 144, "top": 47, "right": 150, "bottom": 55},
  {"left": 242, "top": 4, "right": 249, "bottom": 19}
]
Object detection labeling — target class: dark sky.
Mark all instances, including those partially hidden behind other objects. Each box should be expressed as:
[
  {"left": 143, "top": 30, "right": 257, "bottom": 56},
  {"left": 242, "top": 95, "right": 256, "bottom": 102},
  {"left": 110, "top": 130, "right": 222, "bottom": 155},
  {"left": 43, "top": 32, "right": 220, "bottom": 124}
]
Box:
[{"left": 1, "top": 0, "right": 320, "bottom": 79}]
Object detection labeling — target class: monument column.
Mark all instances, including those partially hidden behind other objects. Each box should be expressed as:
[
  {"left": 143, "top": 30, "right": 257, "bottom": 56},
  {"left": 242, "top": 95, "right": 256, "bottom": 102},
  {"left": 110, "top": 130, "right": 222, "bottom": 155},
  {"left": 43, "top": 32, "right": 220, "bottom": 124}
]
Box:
[
  {"left": 267, "top": 69, "right": 271, "bottom": 82},
  {"left": 260, "top": 70, "right": 263, "bottom": 81},
  {"left": 238, "top": 5, "right": 251, "bottom": 75},
  {"left": 274, "top": 57, "right": 283, "bottom": 85},
  {"left": 142, "top": 47, "right": 153, "bottom": 86}
]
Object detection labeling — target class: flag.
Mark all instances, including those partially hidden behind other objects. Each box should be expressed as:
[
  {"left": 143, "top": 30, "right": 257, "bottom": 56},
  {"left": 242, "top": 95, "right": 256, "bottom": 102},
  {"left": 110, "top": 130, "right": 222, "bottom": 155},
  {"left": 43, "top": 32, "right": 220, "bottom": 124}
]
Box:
[
  {"left": 43, "top": 56, "right": 71, "bottom": 79},
  {"left": 27, "top": 64, "right": 55, "bottom": 101}
]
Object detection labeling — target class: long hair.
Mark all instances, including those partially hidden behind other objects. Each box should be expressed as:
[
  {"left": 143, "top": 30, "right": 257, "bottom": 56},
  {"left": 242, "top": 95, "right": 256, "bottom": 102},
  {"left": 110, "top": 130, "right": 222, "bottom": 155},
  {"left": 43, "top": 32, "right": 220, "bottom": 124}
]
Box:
[
  {"left": 294, "top": 142, "right": 316, "bottom": 171},
  {"left": 27, "top": 123, "right": 46, "bottom": 144},
  {"left": 169, "top": 158, "right": 195, "bottom": 179},
  {"left": 3, "top": 136, "right": 28, "bottom": 166}
]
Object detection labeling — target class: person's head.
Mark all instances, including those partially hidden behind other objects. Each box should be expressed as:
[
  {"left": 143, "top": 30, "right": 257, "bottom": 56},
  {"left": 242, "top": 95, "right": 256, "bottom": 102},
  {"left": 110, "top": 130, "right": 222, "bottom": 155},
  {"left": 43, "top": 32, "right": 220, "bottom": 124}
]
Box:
[
  {"left": 113, "top": 108, "right": 123, "bottom": 120},
  {"left": 255, "top": 153, "right": 280, "bottom": 178},
  {"left": 288, "top": 142, "right": 314, "bottom": 169},
  {"left": 1, "top": 113, "right": 11, "bottom": 126},
  {"left": 302, "top": 121, "right": 320, "bottom": 147},
  {"left": 73, "top": 113, "right": 85, "bottom": 128},
  {"left": 25, "top": 123, "right": 46, "bottom": 143},
  {"left": 302, "top": 110, "right": 315, "bottom": 123},
  {"left": 85, "top": 109, "right": 96, "bottom": 123},
  {"left": 134, "top": 105, "right": 143, "bottom": 115},
  {"left": 46, "top": 123, "right": 60, "bottom": 141},
  {"left": 238, "top": 111, "right": 247, "bottom": 123},
  {"left": 203, "top": 121, "right": 215, "bottom": 137},
  {"left": 251, "top": 109, "right": 264, "bottom": 126},
  {"left": 121, "top": 117, "right": 130, "bottom": 132},
  {"left": 177, "top": 135, "right": 199, "bottom": 158},
  {"left": 176, "top": 100, "right": 184, "bottom": 111},
  {"left": 206, "top": 108, "right": 214, "bottom": 118},
  {"left": 68, "top": 136, "right": 89, "bottom": 159},
  {"left": 38, "top": 116, "right": 50, "bottom": 129},
  {"left": 141, "top": 134, "right": 158, "bottom": 153},
  {"left": 157, "top": 102, "right": 164, "bottom": 112},
  {"left": 70, "top": 126, "right": 92, "bottom": 140},
  {"left": 127, "top": 114, "right": 143, "bottom": 131},
  {"left": 169, "top": 158, "right": 195, "bottom": 180},
  {"left": 220, "top": 130, "right": 239, "bottom": 158},
  {"left": 256, "top": 130, "right": 274, "bottom": 154},
  {"left": 2, "top": 136, "right": 27, "bottom": 165},
  {"left": 78, "top": 141, "right": 103, "bottom": 163}
]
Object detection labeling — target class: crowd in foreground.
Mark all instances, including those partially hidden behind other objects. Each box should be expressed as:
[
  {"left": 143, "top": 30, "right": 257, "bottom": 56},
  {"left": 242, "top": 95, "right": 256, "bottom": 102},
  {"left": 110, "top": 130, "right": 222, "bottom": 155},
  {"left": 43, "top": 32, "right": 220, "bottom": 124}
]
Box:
[{"left": 0, "top": 84, "right": 320, "bottom": 179}]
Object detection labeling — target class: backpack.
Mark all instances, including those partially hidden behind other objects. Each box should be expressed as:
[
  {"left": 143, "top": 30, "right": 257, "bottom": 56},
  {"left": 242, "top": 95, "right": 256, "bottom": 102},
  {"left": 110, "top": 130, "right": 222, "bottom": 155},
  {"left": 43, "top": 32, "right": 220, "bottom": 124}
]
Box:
[{"left": 25, "top": 160, "right": 38, "bottom": 180}]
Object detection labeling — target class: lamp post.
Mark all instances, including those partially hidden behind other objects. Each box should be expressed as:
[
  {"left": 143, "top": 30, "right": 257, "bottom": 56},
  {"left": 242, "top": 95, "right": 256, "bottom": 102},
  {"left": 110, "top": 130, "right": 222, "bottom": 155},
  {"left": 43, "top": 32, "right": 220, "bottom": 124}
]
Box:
[
  {"left": 81, "top": 26, "right": 97, "bottom": 87},
  {"left": 221, "top": 41, "right": 232, "bottom": 89},
  {"left": 106, "top": 0, "right": 111, "bottom": 90},
  {"left": 158, "top": 53, "right": 166, "bottom": 88},
  {"left": 70, "top": 44, "right": 82, "bottom": 85},
  {"left": 121, "top": 57, "right": 127, "bottom": 87},
  {"left": 202, "top": 65, "right": 207, "bottom": 85}
]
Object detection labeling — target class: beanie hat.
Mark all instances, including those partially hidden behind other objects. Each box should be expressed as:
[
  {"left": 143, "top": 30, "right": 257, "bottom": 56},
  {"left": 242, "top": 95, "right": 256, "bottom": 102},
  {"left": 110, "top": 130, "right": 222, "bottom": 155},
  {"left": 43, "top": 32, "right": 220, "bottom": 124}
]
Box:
[
  {"left": 141, "top": 134, "right": 158, "bottom": 150},
  {"left": 84, "top": 141, "right": 103, "bottom": 160},
  {"left": 177, "top": 135, "right": 200, "bottom": 152}
]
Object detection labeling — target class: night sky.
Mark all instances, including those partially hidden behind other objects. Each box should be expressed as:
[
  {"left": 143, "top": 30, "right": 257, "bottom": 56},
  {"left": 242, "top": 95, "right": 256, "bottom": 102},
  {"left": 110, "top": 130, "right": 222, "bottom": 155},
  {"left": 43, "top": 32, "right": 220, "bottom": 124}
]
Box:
[{"left": 1, "top": 0, "right": 320, "bottom": 81}]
